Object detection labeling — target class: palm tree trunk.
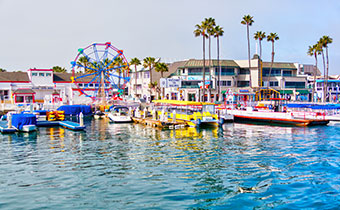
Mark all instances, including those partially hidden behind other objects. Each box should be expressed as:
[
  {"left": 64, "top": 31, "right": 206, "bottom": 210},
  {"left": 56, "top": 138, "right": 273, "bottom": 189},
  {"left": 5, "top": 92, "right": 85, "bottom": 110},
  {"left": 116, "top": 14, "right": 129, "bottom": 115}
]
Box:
[
  {"left": 202, "top": 35, "right": 206, "bottom": 102},
  {"left": 267, "top": 42, "right": 274, "bottom": 99},
  {"left": 247, "top": 24, "right": 252, "bottom": 89},
  {"left": 134, "top": 65, "right": 138, "bottom": 97},
  {"left": 312, "top": 54, "right": 317, "bottom": 102},
  {"left": 149, "top": 65, "right": 152, "bottom": 101},
  {"left": 321, "top": 50, "right": 326, "bottom": 102},
  {"left": 161, "top": 72, "right": 165, "bottom": 99},
  {"left": 217, "top": 36, "right": 221, "bottom": 101},
  {"left": 259, "top": 40, "right": 262, "bottom": 59},
  {"left": 208, "top": 36, "right": 212, "bottom": 102},
  {"left": 326, "top": 47, "right": 329, "bottom": 102}
]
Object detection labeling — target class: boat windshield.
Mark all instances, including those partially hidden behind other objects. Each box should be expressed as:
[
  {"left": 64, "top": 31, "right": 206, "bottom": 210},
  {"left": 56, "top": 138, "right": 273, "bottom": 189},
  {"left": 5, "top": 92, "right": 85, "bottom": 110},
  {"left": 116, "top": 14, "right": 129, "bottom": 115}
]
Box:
[
  {"left": 112, "top": 107, "right": 129, "bottom": 115},
  {"left": 202, "top": 105, "right": 215, "bottom": 113}
]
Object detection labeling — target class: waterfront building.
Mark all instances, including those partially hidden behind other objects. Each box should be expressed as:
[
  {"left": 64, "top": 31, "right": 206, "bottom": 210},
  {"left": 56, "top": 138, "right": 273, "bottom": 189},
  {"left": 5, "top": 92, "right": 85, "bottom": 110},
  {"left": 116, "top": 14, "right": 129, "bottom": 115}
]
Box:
[
  {"left": 0, "top": 69, "right": 109, "bottom": 109},
  {"left": 159, "top": 55, "right": 311, "bottom": 102}
]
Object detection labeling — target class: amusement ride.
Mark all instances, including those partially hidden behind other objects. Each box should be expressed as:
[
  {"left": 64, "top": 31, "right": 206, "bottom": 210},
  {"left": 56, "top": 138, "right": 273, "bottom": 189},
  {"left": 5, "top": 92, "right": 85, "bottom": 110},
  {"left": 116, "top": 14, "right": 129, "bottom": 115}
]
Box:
[{"left": 70, "top": 42, "right": 130, "bottom": 104}]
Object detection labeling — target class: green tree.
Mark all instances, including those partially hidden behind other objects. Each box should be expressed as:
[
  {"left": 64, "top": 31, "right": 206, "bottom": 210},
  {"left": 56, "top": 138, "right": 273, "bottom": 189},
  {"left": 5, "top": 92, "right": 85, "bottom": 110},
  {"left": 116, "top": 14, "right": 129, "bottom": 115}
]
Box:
[
  {"left": 254, "top": 31, "right": 266, "bottom": 59},
  {"left": 77, "top": 56, "right": 91, "bottom": 73},
  {"left": 52, "top": 66, "right": 67, "bottom": 73},
  {"left": 205, "top": 17, "right": 216, "bottom": 101},
  {"left": 319, "top": 36, "right": 333, "bottom": 101},
  {"left": 143, "top": 57, "right": 158, "bottom": 100},
  {"left": 266, "top": 33, "right": 279, "bottom": 95},
  {"left": 130, "top": 58, "right": 141, "bottom": 97},
  {"left": 155, "top": 62, "right": 169, "bottom": 98},
  {"left": 194, "top": 21, "right": 209, "bottom": 102},
  {"left": 241, "top": 15, "right": 254, "bottom": 88},
  {"left": 213, "top": 25, "right": 224, "bottom": 101},
  {"left": 307, "top": 44, "right": 322, "bottom": 102},
  {"left": 0, "top": 68, "right": 7, "bottom": 72}
]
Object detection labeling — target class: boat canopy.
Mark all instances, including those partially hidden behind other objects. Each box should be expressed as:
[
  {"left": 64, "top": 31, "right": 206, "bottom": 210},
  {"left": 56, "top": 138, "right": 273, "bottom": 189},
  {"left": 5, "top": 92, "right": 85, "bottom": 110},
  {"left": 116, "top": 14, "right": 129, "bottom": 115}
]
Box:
[
  {"left": 286, "top": 103, "right": 340, "bottom": 110},
  {"left": 57, "top": 105, "right": 92, "bottom": 116},
  {"left": 12, "top": 114, "right": 37, "bottom": 130},
  {"left": 152, "top": 99, "right": 215, "bottom": 106}
]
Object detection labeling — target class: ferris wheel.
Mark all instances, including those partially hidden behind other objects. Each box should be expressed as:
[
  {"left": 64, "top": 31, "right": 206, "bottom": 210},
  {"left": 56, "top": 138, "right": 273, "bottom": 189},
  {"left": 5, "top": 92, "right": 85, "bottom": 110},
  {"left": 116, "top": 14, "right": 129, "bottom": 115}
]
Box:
[{"left": 70, "top": 42, "right": 130, "bottom": 102}]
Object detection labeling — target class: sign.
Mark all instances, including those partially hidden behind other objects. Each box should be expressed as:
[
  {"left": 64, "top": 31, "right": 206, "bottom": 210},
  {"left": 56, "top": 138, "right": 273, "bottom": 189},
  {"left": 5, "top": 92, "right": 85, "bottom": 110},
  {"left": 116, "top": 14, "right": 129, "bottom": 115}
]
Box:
[
  {"left": 160, "top": 78, "right": 167, "bottom": 88},
  {"left": 239, "top": 89, "right": 249, "bottom": 93},
  {"left": 198, "top": 81, "right": 210, "bottom": 88},
  {"left": 167, "top": 78, "right": 181, "bottom": 88},
  {"left": 187, "top": 76, "right": 203, "bottom": 81}
]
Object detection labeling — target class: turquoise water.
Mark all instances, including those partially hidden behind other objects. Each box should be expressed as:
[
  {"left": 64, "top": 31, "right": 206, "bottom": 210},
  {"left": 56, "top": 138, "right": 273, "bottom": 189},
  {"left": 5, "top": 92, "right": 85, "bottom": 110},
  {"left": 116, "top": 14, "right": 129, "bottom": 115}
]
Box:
[{"left": 0, "top": 119, "right": 340, "bottom": 209}]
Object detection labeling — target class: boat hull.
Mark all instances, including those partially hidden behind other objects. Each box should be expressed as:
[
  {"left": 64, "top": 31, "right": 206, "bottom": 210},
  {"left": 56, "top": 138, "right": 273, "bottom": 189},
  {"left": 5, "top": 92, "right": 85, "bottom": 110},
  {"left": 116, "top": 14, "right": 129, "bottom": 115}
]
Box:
[{"left": 234, "top": 115, "right": 329, "bottom": 126}]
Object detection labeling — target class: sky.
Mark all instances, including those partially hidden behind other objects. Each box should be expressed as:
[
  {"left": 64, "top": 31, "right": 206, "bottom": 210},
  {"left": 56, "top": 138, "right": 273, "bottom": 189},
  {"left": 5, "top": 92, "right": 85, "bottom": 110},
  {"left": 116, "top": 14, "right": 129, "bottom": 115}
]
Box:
[{"left": 0, "top": 0, "right": 339, "bottom": 74}]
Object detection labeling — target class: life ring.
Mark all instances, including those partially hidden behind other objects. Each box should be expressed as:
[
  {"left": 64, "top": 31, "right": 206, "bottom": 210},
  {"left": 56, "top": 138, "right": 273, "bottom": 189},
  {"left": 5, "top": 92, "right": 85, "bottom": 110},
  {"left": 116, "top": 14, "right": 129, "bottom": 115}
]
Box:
[
  {"left": 283, "top": 106, "right": 287, "bottom": 111},
  {"left": 269, "top": 104, "right": 273, "bottom": 109}
]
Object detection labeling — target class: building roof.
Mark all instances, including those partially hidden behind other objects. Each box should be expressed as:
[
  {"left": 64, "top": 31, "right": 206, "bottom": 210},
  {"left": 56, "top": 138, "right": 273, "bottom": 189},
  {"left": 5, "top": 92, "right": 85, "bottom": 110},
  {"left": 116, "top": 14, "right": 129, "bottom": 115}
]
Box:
[
  {"left": 53, "top": 72, "right": 95, "bottom": 83},
  {"left": 0, "top": 72, "right": 30, "bottom": 82},
  {"left": 262, "top": 62, "right": 296, "bottom": 69},
  {"left": 13, "top": 89, "right": 36, "bottom": 94},
  {"left": 179, "top": 59, "right": 239, "bottom": 68}
]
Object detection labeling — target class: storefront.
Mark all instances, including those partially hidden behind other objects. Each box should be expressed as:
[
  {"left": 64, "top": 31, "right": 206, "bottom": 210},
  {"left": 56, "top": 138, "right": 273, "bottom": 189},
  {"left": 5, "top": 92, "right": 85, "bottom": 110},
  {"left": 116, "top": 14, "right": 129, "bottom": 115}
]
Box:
[{"left": 12, "top": 89, "right": 36, "bottom": 104}]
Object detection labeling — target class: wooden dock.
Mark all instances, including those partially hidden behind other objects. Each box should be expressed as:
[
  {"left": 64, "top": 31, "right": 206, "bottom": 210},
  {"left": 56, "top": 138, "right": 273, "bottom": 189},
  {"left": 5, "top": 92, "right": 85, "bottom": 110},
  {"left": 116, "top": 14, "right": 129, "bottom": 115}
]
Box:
[
  {"left": 0, "top": 121, "right": 17, "bottom": 134},
  {"left": 36, "top": 120, "right": 86, "bottom": 131},
  {"left": 132, "top": 117, "right": 187, "bottom": 129}
]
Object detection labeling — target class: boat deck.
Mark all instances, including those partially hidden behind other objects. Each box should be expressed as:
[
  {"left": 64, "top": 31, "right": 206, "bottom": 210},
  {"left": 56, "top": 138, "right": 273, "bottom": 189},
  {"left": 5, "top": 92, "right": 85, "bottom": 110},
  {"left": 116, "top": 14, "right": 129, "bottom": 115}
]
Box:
[
  {"left": 132, "top": 117, "right": 187, "bottom": 129},
  {"left": 0, "top": 121, "right": 17, "bottom": 133},
  {"left": 37, "top": 120, "right": 86, "bottom": 131}
]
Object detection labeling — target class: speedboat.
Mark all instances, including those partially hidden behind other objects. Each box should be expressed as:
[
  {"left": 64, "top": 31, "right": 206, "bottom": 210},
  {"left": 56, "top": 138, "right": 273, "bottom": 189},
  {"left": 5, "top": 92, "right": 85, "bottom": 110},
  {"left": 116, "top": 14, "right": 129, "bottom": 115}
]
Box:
[{"left": 107, "top": 106, "right": 132, "bottom": 123}]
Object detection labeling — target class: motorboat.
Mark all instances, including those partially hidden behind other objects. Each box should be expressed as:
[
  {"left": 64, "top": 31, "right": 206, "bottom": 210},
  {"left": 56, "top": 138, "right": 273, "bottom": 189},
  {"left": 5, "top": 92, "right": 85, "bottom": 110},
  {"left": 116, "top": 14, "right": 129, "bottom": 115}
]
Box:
[
  {"left": 152, "top": 100, "right": 220, "bottom": 127},
  {"left": 107, "top": 106, "right": 132, "bottom": 123}
]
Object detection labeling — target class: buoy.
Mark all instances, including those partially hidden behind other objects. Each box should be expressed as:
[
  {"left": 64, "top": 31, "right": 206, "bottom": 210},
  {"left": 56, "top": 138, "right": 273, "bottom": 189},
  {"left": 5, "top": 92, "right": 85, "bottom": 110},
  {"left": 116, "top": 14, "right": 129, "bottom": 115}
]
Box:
[{"left": 79, "top": 112, "right": 84, "bottom": 126}]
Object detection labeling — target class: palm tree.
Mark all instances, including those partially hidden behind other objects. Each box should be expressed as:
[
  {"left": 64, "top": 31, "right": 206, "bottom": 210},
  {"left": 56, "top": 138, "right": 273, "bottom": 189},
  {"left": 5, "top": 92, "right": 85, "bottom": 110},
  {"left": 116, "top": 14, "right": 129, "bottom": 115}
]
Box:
[
  {"left": 307, "top": 44, "right": 322, "bottom": 102},
  {"left": 241, "top": 15, "right": 254, "bottom": 88},
  {"left": 155, "top": 62, "right": 169, "bottom": 99},
  {"left": 114, "top": 57, "right": 124, "bottom": 90},
  {"left": 266, "top": 32, "right": 279, "bottom": 96},
  {"left": 52, "top": 66, "right": 67, "bottom": 73},
  {"left": 130, "top": 58, "right": 141, "bottom": 97},
  {"left": 213, "top": 25, "right": 224, "bottom": 101},
  {"left": 319, "top": 36, "right": 333, "bottom": 102},
  {"left": 205, "top": 17, "right": 216, "bottom": 101},
  {"left": 254, "top": 31, "right": 266, "bottom": 59},
  {"left": 194, "top": 22, "right": 209, "bottom": 102},
  {"left": 143, "top": 57, "right": 157, "bottom": 101}
]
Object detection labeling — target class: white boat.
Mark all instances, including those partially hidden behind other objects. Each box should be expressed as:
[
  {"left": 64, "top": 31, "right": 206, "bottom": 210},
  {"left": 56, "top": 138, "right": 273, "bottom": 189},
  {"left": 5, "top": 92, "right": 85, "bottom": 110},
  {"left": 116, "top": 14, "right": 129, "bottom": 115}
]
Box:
[{"left": 107, "top": 106, "right": 132, "bottom": 123}]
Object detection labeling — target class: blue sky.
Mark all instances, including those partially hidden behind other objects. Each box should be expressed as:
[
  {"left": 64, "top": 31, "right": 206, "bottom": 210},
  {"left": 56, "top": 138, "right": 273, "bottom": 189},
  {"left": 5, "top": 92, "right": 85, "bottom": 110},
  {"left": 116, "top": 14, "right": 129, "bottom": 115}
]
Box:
[{"left": 0, "top": 0, "right": 339, "bottom": 74}]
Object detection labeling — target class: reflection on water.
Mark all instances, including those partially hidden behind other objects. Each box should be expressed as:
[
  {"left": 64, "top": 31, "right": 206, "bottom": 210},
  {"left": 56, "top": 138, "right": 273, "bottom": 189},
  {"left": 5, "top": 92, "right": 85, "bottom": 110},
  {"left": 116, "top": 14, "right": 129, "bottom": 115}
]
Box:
[{"left": 0, "top": 119, "right": 340, "bottom": 209}]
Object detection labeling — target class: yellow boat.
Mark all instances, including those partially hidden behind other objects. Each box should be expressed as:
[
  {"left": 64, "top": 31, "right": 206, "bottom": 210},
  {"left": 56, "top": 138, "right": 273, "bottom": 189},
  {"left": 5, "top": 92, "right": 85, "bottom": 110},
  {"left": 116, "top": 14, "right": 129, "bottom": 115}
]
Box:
[{"left": 152, "top": 99, "right": 219, "bottom": 127}]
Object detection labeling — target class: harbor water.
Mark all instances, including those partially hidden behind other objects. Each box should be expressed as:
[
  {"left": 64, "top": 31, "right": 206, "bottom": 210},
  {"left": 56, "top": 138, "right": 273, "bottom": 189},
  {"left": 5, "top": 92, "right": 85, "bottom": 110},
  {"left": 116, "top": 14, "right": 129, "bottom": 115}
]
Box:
[{"left": 0, "top": 119, "right": 340, "bottom": 209}]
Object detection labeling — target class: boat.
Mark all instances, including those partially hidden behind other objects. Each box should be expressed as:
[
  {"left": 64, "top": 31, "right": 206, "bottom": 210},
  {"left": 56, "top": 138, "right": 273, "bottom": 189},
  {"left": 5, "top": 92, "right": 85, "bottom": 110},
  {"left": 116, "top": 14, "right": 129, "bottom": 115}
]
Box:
[
  {"left": 152, "top": 100, "right": 219, "bottom": 127},
  {"left": 107, "top": 106, "right": 132, "bottom": 123},
  {"left": 229, "top": 99, "right": 329, "bottom": 126},
  {"left": 11, "top": 113, "right": 37, "bottom": 132},
  {"left": 94, "top": 110, "right": 106, "bottom": 119}
]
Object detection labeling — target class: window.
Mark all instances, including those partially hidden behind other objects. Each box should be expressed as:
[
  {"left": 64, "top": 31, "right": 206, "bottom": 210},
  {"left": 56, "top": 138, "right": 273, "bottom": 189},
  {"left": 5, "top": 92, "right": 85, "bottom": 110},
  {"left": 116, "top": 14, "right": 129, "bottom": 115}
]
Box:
[
  {"left": 182, "top": 69, "right": 185, "bottom": 74},
  {"left": 218, "top": 80, "right": 232, "bottom": 86},
  {"left": 262, "top": 68, "right": 281, "bottom": 76},
  {"left": 89, "top": 84, "right": 94, "bottom": 87},
  {"left": 215, "top": 67, "right": 235, "bottom": 75},
  {"left": 32, "top": 73, "right": 38, "bottom": 76},
  {"left": 239, "top": 68, "right": 249, "bottom": 75},
  {"left": 39, "top": 73, "right": 44, "bottom": 76},
  {"left": 282, "top": 70, "right": 292, "bottom": 76},
  {"left": 79, "top": 83, "right": 83, "bottom": 87},
  {"left": 95, "top": 84, "right": 99, "bottom": 87},
  {"left": 46, "top": 73, "right": 51, "bottom": 77},
  {"left": 188, "top": 68, "right": 209, "bottom": 75},
  {"left": 181, "top": 80, "right": 200, "bottom": 88},
  {"left": 237, "top": 81, "right": 249, "bottom": 87},
  {"left": 285, "top": 81, "right": 305, "bottom": 88},
  {"left": 270, "top": 81, "right": 279, "bottom": 87},
  {"left": 16, "top": 96, "right": 24, "bottom": 103},
  {"left": 144, "top": 71, "right": 150, "bottom": 78}
]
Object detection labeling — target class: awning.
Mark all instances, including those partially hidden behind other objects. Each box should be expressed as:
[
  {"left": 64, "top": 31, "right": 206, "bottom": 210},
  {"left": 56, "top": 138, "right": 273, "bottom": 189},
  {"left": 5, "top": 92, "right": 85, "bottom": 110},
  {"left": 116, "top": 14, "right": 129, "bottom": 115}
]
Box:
[
  {"left": 221, "top": 90, "right": 226, "bottom": 94},
  {"left": 296, "top": 89, "right": 310, "bottom": 94},
  {"left": 279, "top": 90, "right": 293, "bottom": 94}
]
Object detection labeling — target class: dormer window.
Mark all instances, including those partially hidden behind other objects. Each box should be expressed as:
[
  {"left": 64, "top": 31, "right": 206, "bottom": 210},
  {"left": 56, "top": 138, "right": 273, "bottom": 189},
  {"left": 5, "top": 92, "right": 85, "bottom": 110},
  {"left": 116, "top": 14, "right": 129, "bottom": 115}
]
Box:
[
  {"left": 46, "top": 73, "right": 51, "bottom": 77},
  {"left": 32, "top": 73, "right": 38, "bottom": 76},
  {"left": 39, "top": 73, "right": 44, "bottom": 76}
]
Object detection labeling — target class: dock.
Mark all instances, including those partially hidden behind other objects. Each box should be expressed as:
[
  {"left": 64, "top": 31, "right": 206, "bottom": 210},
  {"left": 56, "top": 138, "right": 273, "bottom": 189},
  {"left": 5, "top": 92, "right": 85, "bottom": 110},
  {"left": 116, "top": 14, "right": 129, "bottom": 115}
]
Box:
[
  {"left": 36, "top": 120, "right": 86, "bottom": 131},
  {"left": 132, "top": 117, "right": 187, "bottom": 129},
  {"left": 0, "top": 121, "right": 17, "bottom": 134}
]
